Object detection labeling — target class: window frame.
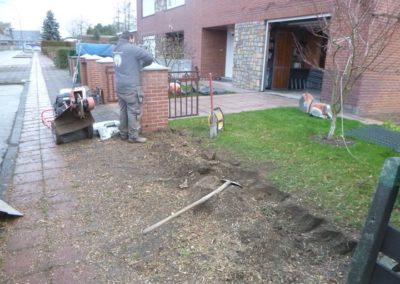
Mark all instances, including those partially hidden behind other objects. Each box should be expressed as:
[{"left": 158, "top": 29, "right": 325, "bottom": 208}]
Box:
[
  {"left": 166, "top": 0, "right": 185, "bottom": 10},
  {"left": 142, "top": 35, "right": 156, "bottom": 57},
  {"left": 142, "top": 0, "right": 155, "bottom": 17}
]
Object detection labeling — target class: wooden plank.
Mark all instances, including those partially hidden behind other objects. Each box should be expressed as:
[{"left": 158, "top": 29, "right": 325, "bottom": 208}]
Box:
[
  {"left": 371, "top": 262, "right": 400, "bottom": 284},
  {"left": 381, "top": 225, "right": 400, "bottom": 263},
  {"left": 346, "top": 157, "right": 400, "bottom": 284}
]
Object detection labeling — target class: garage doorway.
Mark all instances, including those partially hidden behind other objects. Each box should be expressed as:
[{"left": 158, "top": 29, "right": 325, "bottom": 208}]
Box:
[{"left": 262, "top": 15, "right": 330, "bottom": 93}]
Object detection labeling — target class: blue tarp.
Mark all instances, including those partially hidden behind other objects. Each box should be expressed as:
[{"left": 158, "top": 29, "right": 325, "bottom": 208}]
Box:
[{"left": 76, "top": 43, "right": 113, "bottom": 57}]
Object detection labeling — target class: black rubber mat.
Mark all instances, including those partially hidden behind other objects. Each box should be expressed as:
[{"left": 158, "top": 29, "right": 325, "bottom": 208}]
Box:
[{"left": 345, "top": 126, "right": 400, "bottom": 152}]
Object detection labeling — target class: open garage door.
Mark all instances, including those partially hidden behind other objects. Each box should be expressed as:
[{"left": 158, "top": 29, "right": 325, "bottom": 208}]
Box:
[{"left": 263, "top": 15, "right": 330, "bottom": 93}]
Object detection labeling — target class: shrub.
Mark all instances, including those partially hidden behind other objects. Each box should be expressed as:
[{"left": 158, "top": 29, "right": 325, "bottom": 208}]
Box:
[
  {"left": 55, "top": 48, "right": 76, "bottom": 69},
  {"left": 41, "top": 40, "right": 75, "bottom": 61}
]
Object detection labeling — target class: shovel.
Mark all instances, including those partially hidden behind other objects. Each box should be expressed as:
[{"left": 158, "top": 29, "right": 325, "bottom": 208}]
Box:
[{"left": 208, "top": 73, "right": 218, "bottom": 139}]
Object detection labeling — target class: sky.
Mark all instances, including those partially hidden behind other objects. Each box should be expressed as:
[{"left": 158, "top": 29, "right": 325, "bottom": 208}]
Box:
[{"left": 0, "top": 0, "right": 136, "bottom": 37}]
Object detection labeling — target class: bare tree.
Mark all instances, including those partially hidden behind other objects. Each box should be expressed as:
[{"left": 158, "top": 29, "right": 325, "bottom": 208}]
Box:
[
  {"left": 0, "top": 21, "right": 11, "bottom": 35},
  {"left": 114, "top": 0, "right": 136, "bottom": 32},
  {"left": 67, "top": 17, "right": 89, "bottom": 38},
  {"left": 149, "top": 32, "right": 196, "bottom": 71},
  {"left": 295, "top": 0, "right": 400, "bottom": 139},
  {"left": 154, "top": 32, "right": 185, "bottom": 67}
]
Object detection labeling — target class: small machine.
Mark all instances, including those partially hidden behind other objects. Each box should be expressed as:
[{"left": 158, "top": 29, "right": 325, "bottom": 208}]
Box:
[{"left": 41, "top": 87, "right": 95, "bottom": 144}]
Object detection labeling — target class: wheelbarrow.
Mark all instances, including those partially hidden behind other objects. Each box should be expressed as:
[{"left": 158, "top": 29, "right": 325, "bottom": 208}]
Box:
[{"left": 41, "top": 87, "right": 95, "bottom": 145}]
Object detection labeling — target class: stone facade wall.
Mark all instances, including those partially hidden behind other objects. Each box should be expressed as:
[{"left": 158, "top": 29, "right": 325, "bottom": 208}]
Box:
[{"left": 233, "top": 21, "right": 265, "bottom": 91}]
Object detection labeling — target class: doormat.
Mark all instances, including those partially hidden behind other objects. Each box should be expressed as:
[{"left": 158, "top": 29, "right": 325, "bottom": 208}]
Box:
[{"left": 345, "top": 126, "right": 400, "bottom": 152}]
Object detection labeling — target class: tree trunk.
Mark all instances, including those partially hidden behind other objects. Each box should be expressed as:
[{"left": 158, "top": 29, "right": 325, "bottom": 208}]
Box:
[{"left": 327, "top": 113, "right": 337, "bottom": 140}]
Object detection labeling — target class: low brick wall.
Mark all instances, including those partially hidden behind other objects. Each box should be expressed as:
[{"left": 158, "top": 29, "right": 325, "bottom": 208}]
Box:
[{"left": 82, "top": 58, "right": 169, "bottom": 133}]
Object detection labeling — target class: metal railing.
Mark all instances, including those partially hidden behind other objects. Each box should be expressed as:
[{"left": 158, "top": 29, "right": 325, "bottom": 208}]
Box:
[{"left": 168, "top": 70, "right": 200, "bottom": 118}]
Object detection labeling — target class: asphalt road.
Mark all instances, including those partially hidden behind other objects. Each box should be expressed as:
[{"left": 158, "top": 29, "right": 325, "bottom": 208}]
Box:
[{"left": 0, "top": 50, "right": 31, "bottom": 168}]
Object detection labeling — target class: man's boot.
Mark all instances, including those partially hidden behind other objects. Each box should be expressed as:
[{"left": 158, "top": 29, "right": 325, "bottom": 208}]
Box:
[{"left": 128, "top": 136, "right": 147, "bottom": 143}]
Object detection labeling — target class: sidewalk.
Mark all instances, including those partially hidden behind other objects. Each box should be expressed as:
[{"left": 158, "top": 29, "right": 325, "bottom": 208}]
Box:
[{"left": 1, "top": 52, "right": 98, "bottom": 283}]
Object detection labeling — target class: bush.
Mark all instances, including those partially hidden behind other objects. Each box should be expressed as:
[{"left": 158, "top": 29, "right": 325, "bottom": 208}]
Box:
[
  {"left": 55, "top": 48, "right": 76, "bottom": 69},
  {"left": 41, "top": 40, "right": 75, "bottom": 61}
]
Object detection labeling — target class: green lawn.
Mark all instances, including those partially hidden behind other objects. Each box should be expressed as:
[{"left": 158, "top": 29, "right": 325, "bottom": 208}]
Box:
[{"left": 169, "top": 107, "right": 400, "bottom": 228}]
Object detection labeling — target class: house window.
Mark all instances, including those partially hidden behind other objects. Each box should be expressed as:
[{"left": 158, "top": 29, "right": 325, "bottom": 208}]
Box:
[
  {"left": 167, "top": 0, "right": 185, "bottom": 9},
  {"left": 142, "top": 0, "right": 155, "bottom": 17},
  {"left": 142, "top": 35, "right": 156, "bottom": 56}
]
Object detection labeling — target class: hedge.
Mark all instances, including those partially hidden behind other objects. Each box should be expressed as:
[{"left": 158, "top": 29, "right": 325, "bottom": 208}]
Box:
[
  {"left": 55, "top": 48, "right": 76, "bottom": 69},
  {"left": 41, "top": 41, "right": 75, "bottom": 61}
]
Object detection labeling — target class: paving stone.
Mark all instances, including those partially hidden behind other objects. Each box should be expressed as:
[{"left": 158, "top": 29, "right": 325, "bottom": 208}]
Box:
[
  {"left": 3, "top": 246, "right": 48, "bottom": 277},
  {"left": 15, "top": 154, "right": 42, "bottom": 165},
  {"left": 40, "top": 141, "right": 57, "bottom": 150},
  {"left": 6, "top": 227, "right": 47, "bottom": 251},
  {"left": 9, "top": 209, "right": 46, "bottom": 230},
  {"left": 18, "top": 140, "right": 41, "bottom": 148},
  {"left": 39, "top": 137, "right": 55, "bottom": 144},
  {"left": 47, "top": 191, "right": 73, "bottom": 204},
  {"left": 42, "top": 159, "right": 65, "bottom": 170},
  {"left": 41, "top": 150, "right": 63, "bottom": 162},
  {"left": 13, "top": 271, "right": 49, "bottom": 284},
  {"left": 18, "top": 144, "right": 41, "bottom": 153},
  {"left": 8, "top": 191, "right": 42, "bottom": 208},
  {"left": 13, "top": 171, "right": 43, "bottom": 185},
  {"left": 11, "top": 181, "right": 44, "bottom": 197},
  {"left": 14, "top": 162, "right": 43, "bottom": 174},
  {"left": 19, "top": 135, "right": 41, "bottom": 143},
  {"left": 47, "top": 201, "right": 76, "bottom": 221},
  {"left": 44, "top": 177, "right": 68, "bottom": 190},
  {"left": 43, "top": 168, "right": 64, "bottom": 180},
  {"left": 48, "top": 241, "right": 85, "bottom": 266},
  {"left": 50, "top": 264, "right": 103, "bottom": 284},
  {"left": 16, "top": 149, "right": 41, "bottom": 158}
]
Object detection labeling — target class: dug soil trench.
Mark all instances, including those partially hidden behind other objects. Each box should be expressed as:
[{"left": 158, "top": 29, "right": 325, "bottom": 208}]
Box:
[{"left": 51, "top": 129, "right": 356, "bottom": 283}]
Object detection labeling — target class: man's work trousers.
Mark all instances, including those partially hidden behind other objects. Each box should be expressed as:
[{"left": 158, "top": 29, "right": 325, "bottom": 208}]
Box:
[{"left": 117, "top": 88, "right": 143, "bottom": 139}]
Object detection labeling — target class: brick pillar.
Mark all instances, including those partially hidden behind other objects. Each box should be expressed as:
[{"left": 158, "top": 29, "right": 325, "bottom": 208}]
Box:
[
  {"left": 85, "top": 56, "right": 102, "bottom": 91},
  {"left": 97, "top": 58, "right": 117, "bottom": 104},
  {"left": 79, "top": 58, "right": 88, "bottom": 86},
  {"left": 141, "top": 63, "right": 169, "bottom": 133}
]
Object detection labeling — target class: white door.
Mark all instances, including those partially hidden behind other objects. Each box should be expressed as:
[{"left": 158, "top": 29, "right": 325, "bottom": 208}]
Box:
[{"left": 225, "top": 27, "right": 234, "bottom": 78}]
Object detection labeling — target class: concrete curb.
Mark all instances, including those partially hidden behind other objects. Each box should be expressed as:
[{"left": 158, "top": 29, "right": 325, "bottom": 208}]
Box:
[{"left": 0, "top": 81, "right": 30, "bottom": 198}]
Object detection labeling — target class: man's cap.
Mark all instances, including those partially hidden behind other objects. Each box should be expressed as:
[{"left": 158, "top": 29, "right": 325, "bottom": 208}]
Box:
[{"left": 121, "top": 31, "right": 134, "bottom": 40}]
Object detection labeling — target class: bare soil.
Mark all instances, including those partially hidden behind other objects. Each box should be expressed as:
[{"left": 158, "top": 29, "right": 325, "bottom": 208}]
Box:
[
  {"left": 53, "top": 129, "right": 356, "bottom": 283},
  {"left": 311, "top": 134, "right": 355, "bottom": 148}
]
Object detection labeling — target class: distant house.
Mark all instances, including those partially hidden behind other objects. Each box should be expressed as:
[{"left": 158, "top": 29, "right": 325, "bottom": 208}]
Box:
[
  {"left": 11, "top": 30, "right": 41, "bottom": 49},
  {"left": 80, "top": 35, "right": 118, "bottom": 44},
  {"left": 0, "top": 34, "right": 13, "bottom": 48},
  {"left": 136, "top": 0, "right": 400, "bottom": 117}
]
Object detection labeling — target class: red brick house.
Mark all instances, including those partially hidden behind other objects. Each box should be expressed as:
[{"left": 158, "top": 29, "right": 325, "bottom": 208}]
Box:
[{"left": 136, "top": 0, "right": 400, "bottom": 117}]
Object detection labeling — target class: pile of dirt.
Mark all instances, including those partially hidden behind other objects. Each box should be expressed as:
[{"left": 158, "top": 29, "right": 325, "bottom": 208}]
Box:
[{"left": 55, "top": 129, "right": 356, "bottom": 282}]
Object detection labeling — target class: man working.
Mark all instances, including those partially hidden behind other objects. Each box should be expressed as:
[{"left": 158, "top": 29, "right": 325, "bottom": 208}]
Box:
[{"left": 113, "top": 31, "right": 153, "bottom": 143}]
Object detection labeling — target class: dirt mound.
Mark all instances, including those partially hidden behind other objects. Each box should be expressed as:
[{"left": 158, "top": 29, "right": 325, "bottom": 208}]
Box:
[{"left": 52, "top": 129, "right": 355, "bottom": 282}]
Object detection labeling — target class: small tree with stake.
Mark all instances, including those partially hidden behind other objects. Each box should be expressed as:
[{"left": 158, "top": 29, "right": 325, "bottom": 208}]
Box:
[
  {"left": 294, "top": 0, "right": 400, "bottom": 140},
  {"left": 42, "top": 10, "right": 61, "bottom": 41}
]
